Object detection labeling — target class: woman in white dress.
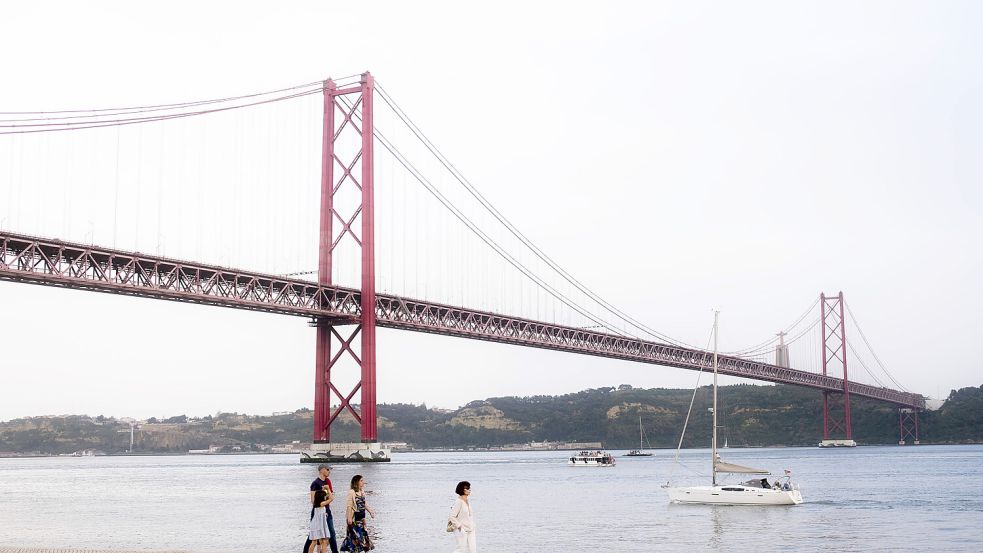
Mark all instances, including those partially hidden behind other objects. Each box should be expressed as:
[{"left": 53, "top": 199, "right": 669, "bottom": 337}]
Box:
[{"left": 448, "top": 481, "right": 476, "bottom": 553}]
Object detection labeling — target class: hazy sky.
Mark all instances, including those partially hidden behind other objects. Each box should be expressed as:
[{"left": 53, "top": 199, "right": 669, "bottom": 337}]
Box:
[{"left": 1, "top": 1, "right": 981, "bottom": 421}]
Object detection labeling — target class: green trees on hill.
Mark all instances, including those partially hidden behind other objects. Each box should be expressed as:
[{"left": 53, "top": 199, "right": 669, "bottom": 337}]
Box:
[
  {"left": 2, "top": 385, "right": 982, "bottom": 455},
  {"left": 367, "top": 384, "right": 983, "bottom": 448},
  {"left": 925, "top": 385, "right": 983, "bottom": 442}
]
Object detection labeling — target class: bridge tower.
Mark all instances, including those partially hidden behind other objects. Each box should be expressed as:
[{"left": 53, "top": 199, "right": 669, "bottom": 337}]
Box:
[
  {"left": 898, "top": 408, "right": 921, "bottom": 445},
  {"left": 305, "top": 72, "right": 388, "bottom": 463},
  {"left": 818, "top": 292, "right": 857, "bottom": 447}
]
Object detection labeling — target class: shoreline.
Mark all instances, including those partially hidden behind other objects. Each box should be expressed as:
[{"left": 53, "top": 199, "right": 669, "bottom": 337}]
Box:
[{"left": 3, "top": 441, "right": 982, "bottom": 459}]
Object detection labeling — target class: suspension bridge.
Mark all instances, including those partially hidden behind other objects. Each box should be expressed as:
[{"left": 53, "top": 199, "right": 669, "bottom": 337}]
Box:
[{"left": 0, "top": 72, "right": 925, "bottom": 461}]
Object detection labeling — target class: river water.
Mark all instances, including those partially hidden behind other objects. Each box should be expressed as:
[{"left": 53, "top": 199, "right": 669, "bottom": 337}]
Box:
[{"left": 1, "top": 445, "right": 981, "bottom": 552}]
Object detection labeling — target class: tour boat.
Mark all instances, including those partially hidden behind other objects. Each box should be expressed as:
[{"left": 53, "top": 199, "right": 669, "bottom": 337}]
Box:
[
  {"left": 663, "top": 312, "right": 803, "bottom": 506},
  {"left": 818, "top": 439, "right": 857, "bottom": 448},
  {"left": 625, "top": 416, "right": 653, "bottom": 457},
  {"left": 567, "top": 450, "right": 616, "bottom": 467}
]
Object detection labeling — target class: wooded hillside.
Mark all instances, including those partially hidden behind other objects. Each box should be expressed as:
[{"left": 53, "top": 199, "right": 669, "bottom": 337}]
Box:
[{"left": 2, "top": 384, "right": 980, "bottom": 455}]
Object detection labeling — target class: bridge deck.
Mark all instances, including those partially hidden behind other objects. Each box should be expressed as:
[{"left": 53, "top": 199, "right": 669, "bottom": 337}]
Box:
[{"left": 0, "top": 231, "right": 925, "bottom": 409}]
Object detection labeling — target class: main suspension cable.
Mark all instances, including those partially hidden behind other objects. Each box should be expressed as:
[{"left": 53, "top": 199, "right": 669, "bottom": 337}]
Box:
[
  {"left": 724, "top": 297, "right": 820, "bottom": 355},
  {"left": 0, "top": 89, "right": 323, "bottom": 134},
  {"left": 845, "top": 301, "right": 910, "bottom": 392},
  {"left": 0, "top": 80, "right": 328, "bottom": 122},
  {"left": 375, "top": 81, "right": 698, "bottom": 349},
  {"left": 846, "top": 338, "right": 889, "bottom": 388},
  {"left": 335, "top": 95, "right": 637, "bottom": 338}
]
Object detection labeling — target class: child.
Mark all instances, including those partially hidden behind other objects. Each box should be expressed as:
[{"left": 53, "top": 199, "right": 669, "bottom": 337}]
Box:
[{"left": 309, "top": 489, "right": 331, "bottom": 553}]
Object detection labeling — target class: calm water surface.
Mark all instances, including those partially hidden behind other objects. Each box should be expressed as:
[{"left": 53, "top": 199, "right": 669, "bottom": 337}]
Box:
[{"left": 1, "top": 445, "right": 981, "bottom": 552}]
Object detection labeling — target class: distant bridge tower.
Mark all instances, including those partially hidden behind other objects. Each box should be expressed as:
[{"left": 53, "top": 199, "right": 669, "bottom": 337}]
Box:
[
  {"left": 898, "top": 408, "right": 921, "bottom": 445},
  {"left": 775, "top": 331, "right": 789, "bottom": 368},
  {"left": 818, "top": 292, "right": 856, "bottom": 447}
]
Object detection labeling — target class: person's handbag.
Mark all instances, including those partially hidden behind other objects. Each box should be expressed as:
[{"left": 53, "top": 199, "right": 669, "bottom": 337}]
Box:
[{"left": 445, "top": 519, "right": 455, "bottom": 533}]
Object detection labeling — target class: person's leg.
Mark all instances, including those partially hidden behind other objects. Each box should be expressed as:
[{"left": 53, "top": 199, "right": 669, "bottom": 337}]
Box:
[
  {"left": 304, "top": 506, "right": 315, "bottom": 553},
  {"left": 454, "top": 530, "right": 468, "bottom": 553},
  {"left": 326, "top": 510, "right": 339, "bottom": 553},
  {"left": 467, "top": 531, "right": 476, "bottom": 553}
]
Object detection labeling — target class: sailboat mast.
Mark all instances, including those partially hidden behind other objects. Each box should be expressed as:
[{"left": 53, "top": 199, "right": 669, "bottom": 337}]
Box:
[
  {"left": 639, "top": 416, "right": 643, "bottom": 450},
  {"left": 712, "top": 310, "right": 719, "bottom": 486}
]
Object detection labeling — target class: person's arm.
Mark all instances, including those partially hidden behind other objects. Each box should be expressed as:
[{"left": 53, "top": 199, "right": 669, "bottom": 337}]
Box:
[
  {"left": 310, "top": 490, "right": 317, "bottom": 505},
  {"left": 325, "top": 481, "right": 336, "bottom": 504},
  {"left": 346, "top": 490, "right": 356, "bottom": 525},
  {"left": 448, "top": 499, "right": 462, "bottom": 529}
]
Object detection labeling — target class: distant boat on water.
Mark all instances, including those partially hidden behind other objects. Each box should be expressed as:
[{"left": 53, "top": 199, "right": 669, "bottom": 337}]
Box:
[
  {"left": 818, "top": 439, "right": 857, "bottom": 448},
  {"left": 568, "top": 450, "right": 616, "bottom": 467},
  {"left": 625, "top": 416, "right": 653, "bottom": 457}
]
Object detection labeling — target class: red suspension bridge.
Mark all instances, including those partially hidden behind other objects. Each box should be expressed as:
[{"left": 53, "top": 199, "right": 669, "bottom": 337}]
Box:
[{"left": 0, "top": 72, "right": 924, "bottom": 459}]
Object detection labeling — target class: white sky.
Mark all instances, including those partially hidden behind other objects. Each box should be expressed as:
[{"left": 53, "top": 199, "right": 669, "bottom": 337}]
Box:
[{"left": 1, "top": 1, "right": 980, "bottom": 421}]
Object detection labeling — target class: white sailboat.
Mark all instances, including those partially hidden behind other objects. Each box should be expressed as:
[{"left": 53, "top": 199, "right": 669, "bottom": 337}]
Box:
[
  {"left": 664, "top": 311, "right": 803, "bottom": 506},
  {"left": 626, "top": 416, "right": 653, "bottom": 457}
]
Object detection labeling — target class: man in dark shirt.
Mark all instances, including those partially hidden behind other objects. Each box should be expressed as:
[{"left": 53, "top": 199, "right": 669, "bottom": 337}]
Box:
[{"left": 303, "top": 464, "right": 338, "bottom": 553}]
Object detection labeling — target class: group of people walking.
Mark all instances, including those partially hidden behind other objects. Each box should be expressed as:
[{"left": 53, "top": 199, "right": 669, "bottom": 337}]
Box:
[
  {"left": 303, "top": 465, "right": 477, "bottom": 552},
  {"left": 304, "top": 465, "right": 375, "bottom": 553}
]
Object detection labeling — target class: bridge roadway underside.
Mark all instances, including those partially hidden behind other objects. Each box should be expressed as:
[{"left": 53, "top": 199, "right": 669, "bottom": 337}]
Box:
[{"left": 0, "top": 231, "right": 925, "bottom": 409}]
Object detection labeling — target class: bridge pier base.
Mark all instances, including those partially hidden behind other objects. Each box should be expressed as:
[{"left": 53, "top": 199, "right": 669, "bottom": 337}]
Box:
[{"left": 300, "top": 442, "right": 392, "bottom": 463}]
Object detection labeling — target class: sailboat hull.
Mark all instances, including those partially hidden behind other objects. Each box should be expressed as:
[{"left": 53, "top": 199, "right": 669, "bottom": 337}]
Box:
[{"left": 666, "top": 485, "right": 803, "bottom": 506}]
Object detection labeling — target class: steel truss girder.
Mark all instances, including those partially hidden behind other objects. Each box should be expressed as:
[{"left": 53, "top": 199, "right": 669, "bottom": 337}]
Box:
[
  {"left": 373, "top": 296, "right": 925, "bottom": 409},
  {"left": 0, "top": 231, "right": 361, "bottom": 322},
  {"left": 0, "top": 231, "right": 925, "bottom": 411}
]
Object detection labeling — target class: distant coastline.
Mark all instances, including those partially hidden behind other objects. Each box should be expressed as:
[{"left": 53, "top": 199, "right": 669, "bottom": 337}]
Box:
[
  {"left": 3, "top": 383, "right": 982, "bottom": 456},
  {"left": 6, "top": 441, "right": 983, "bottom": 459}
]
